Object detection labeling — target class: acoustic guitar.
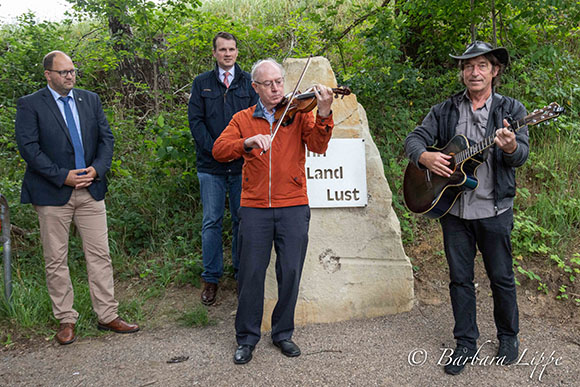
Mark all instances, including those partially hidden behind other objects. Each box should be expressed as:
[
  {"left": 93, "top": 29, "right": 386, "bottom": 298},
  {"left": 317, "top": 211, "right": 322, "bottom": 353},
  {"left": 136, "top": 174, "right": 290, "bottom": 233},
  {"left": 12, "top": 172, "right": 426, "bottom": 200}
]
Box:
[{"left": 403, "top": 102, "right": 565, "bottom": 219}]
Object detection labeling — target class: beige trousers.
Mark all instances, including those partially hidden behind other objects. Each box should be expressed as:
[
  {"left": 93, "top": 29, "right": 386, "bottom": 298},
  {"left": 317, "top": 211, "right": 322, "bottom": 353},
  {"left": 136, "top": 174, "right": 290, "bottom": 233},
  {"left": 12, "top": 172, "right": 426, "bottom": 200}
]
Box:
[{"left": 35, "top": 189, "right": 118, "bottom": 324}]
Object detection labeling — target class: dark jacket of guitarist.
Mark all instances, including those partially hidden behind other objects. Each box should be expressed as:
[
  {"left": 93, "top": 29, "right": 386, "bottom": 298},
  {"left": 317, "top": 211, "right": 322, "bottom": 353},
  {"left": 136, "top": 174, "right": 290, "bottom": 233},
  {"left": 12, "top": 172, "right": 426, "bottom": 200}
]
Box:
[{"left": 404, "top": 41, "right": 529, "bottom": 376}]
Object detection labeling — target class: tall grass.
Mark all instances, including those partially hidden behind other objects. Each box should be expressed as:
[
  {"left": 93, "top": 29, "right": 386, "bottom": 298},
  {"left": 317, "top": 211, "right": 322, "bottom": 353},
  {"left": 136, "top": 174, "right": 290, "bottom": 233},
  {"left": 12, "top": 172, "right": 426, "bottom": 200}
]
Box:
[
  {"left": 199, "top": 0, "right": 385, "bottom": 27},
  {"left": 199, "top": 0, "right": 303, "bottom": 24},
  {"left": 0, "top": 230, "right": 145, "bottom": 339},
  {"left": 516, "top": 134, "right": 580, "bottom": 253}
]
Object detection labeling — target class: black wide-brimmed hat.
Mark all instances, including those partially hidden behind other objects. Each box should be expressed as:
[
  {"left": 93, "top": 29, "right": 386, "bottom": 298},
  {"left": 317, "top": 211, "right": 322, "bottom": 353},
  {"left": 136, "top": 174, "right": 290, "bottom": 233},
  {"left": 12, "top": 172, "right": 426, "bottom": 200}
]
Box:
[{"left": 449, "top": 41, "right": 510, "bottom": 66}]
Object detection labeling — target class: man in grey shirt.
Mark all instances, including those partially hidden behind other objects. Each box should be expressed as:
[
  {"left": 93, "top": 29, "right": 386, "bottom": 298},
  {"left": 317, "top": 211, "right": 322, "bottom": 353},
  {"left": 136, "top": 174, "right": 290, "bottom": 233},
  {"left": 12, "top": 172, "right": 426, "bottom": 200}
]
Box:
[{"left": 405, "top": 41, "right": 529, "bottom": 375}]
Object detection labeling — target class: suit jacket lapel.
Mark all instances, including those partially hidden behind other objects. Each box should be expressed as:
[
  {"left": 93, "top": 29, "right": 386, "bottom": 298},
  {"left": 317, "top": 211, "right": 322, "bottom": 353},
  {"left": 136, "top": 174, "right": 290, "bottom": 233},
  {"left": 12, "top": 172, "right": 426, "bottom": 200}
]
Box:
[
  {"left": 41, "top": 87, "right": 73, "bottom": 144},
  {"left": 73, "top": 90, "right": 88, "bottom": 148}
]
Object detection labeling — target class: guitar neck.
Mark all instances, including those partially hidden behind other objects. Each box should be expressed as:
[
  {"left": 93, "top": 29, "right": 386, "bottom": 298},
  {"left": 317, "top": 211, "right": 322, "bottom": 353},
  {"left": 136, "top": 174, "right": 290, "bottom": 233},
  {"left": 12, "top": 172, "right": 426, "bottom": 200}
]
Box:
[
  {"left": 452, "top": 102, "right": 563, "bottom": 165},
  {"left": 455, "top": 117, "right": 526, "bottom": 163}
]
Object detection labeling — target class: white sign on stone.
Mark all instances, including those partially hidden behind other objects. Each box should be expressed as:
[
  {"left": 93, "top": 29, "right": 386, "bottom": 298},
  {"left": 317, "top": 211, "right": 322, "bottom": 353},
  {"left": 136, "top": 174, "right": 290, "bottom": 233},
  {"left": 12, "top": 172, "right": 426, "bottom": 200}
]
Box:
[{"left": 305, "top": 138, "right": 367, "bottom": 208}]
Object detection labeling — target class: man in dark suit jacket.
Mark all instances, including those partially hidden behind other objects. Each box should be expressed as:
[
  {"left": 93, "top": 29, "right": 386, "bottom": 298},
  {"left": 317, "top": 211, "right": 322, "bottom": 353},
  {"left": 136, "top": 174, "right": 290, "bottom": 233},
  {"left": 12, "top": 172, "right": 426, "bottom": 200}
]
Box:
[
  {"left": 188, "top": 32, "right": 258, "bottom": 305},
  {"left": 15, "top": 50, "right": 139, "bottom": 345}
]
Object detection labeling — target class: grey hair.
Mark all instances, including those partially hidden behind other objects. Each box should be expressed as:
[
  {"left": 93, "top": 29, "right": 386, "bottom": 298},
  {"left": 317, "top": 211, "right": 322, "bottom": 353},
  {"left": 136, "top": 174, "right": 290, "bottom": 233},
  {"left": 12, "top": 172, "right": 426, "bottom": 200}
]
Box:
[{"left": 251, "top": 58, "right": 284, "bottom": 82}]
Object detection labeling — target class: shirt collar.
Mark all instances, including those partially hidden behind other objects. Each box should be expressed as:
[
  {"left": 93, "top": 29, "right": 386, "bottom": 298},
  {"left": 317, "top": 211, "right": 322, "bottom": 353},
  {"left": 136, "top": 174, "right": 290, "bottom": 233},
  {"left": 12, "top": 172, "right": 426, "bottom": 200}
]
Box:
[
  {"left": 462, "top": 89, "right": 493, "bottom": 111},
  {"left": 218, "top": 66, "right": 235, "bottom": 79},
  {"left": 259, "top": 99, "right": 276, "bottom": 113},
  {"left": 256, "top": 99, "right": 276, "bottom": 123},
  {"left": 47, "top": 85, "right": 74, "bottom": 102}
]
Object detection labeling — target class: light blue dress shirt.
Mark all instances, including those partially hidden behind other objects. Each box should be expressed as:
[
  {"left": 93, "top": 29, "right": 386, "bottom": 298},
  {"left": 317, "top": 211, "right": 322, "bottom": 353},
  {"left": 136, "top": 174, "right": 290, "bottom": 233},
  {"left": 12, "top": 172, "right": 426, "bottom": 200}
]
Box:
[
  {"left": 47, "top": 85, "right": 83, "bottom": 146},
  {"left": 259, "top": 100, "right": 276, "bottom": 124}
]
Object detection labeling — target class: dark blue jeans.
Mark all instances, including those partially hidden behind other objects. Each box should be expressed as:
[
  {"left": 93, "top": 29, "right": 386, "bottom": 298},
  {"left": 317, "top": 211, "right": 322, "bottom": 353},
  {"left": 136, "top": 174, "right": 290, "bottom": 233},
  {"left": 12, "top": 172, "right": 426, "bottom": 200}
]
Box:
[
  {"left": 235, "top": 205, "right": 310, "bottom": 346},
  {"left": 439, "top": 209, "right": 519, "bottom": 349},
  {"left": 197, "top": 172, "right": 241, "bottom": 284}
]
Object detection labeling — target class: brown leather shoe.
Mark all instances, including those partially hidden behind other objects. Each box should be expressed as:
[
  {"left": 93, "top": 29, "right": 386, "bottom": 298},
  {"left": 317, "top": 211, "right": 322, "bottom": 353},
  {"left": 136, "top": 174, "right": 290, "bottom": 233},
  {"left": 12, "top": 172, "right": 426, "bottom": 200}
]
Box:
[
  {"left": 97, "top": 317, "right": 140, "bottom": 333},
  {"left": 201, "top": 282, "right": 218, "bottom": 305},
  {"left": 55, "top": 323, "right": 76, "bottom": 345}
]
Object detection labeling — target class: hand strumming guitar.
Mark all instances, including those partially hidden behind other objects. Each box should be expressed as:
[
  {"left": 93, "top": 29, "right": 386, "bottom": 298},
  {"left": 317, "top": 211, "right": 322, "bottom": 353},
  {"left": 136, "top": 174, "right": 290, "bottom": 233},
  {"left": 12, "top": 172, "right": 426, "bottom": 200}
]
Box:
[{"left": 419, "top": 151, "right": 453, "bottom": 178}]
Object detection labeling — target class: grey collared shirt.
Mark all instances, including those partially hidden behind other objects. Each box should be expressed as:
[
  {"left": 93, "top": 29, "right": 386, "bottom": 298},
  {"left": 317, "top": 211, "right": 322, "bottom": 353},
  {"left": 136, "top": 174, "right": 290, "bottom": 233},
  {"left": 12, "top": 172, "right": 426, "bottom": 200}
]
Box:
[{"left": 449, "top": 92, "right": 507, "bottom": 219}]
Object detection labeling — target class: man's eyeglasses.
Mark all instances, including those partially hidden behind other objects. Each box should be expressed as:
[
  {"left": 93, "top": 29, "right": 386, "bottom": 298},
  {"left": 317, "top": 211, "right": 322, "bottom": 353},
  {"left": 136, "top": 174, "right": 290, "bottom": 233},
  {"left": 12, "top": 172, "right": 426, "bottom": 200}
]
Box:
[
  {"left": 463, "top": 63, "right": 490, "bottom": 73},
  {"left": 254, "top": 78, "right": 284, "bottom": 87},
  {"left": 47, "top": 69, "right": 78, "bottom": 77}
]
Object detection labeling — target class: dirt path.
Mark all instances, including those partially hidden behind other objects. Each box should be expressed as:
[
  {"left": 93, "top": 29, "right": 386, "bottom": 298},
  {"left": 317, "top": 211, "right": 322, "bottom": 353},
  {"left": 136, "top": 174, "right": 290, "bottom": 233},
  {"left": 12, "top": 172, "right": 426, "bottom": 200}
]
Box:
[{"left": 1, "top": 275, "right": 579, "bottom": 387}]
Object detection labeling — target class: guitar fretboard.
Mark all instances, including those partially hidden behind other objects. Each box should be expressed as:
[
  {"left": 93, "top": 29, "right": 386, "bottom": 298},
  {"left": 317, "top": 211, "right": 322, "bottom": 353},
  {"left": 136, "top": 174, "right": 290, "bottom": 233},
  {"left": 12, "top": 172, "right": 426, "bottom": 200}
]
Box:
[{"left": 453, "top": 104, "right": 561, "bottom": 164}]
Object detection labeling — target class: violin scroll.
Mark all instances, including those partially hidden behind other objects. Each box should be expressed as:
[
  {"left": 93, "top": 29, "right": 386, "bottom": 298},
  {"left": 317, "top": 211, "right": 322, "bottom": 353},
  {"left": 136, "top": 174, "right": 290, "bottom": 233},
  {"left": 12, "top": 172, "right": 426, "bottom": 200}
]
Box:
[{"left": 332, "top": 86, "right": 351, "bottom": 99}]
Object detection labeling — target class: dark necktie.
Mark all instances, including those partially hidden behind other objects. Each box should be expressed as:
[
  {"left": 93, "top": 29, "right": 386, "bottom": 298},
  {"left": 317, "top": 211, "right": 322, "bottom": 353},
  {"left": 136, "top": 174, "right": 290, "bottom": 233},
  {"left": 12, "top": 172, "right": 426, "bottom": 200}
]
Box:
[{"left": 59, "top": 96, "right": 86, "bottom": 169}]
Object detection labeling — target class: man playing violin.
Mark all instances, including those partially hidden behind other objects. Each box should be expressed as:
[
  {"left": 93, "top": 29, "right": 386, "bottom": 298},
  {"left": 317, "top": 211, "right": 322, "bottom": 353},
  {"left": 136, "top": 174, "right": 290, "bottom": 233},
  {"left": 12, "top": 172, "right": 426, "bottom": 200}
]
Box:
[
  {"left": 405, "top": 42, "right": 529, "bottom": 375},
  {"left": 212, "top": 58, "right": 334, "bottom": 364}
]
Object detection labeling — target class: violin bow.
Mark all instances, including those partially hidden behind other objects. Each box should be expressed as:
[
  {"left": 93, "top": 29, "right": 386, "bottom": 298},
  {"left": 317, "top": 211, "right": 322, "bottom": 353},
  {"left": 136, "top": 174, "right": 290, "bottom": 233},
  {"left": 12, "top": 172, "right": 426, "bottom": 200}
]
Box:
[{"left": 261, "top": 54, "right": 312, "bottom": 155}]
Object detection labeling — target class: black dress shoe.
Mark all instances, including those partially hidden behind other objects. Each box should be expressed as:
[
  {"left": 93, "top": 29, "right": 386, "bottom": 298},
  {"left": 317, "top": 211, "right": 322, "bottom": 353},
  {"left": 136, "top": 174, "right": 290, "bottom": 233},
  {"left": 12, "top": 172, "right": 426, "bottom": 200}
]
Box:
[
  {"left": 443, "top": 345, "right": 477, "bottom": 375},
  {"left": 497, "top": 336, "right": 519, "bottom": 365},
  {"left": 273, "top": 339, "right": 301, "bottom": 357},
  {"left": 233, "top": 344, "right": 254, "bottom": 364}
]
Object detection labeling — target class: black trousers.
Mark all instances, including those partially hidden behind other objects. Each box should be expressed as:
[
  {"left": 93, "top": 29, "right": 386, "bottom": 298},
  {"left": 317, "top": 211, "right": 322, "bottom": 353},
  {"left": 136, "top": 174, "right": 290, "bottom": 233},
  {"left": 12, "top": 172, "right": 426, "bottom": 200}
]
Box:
[
  {"left": 235, "top": 205, "right": 310, "bottom": 346},
  {"left": 439, "top": 209, "right": 519, "bottom": 349}
]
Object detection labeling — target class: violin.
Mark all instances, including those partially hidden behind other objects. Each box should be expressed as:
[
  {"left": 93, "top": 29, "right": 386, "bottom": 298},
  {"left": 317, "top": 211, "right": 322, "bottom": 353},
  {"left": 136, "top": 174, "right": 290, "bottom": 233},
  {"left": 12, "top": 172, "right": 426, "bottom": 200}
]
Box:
[
  {"left": 260, "top": 55, "right": 347, "bottom": 155},
  {"left": 274, "top": 86, "right": 351, "bottom": 126}
]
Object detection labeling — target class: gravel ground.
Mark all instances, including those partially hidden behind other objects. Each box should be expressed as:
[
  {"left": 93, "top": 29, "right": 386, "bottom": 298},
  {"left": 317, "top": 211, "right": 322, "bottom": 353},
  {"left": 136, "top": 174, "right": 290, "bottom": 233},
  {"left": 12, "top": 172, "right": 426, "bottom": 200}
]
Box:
[{"left": 1, "top": 287, "right": 578, "bottom": 387}]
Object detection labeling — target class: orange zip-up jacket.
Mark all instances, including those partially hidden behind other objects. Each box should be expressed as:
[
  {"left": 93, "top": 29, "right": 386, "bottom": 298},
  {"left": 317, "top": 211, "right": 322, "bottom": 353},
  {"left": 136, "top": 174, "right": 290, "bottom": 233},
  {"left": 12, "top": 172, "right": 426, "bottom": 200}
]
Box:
[{"left": 212, "top": 103, "right": 334, "bottom": 208}]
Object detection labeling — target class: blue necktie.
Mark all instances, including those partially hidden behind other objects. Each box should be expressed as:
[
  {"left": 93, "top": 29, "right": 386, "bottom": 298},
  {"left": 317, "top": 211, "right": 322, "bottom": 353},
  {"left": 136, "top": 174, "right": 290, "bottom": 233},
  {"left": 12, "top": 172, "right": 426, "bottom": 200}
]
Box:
[{"left": 59, "top": 96, "right": 86, "bottom": 169}]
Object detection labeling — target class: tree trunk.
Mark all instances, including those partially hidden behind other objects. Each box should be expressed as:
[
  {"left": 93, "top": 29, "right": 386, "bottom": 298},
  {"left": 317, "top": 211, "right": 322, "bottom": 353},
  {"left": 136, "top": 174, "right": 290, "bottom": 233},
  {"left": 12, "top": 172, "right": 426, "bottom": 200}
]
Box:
[
  {"left": 470, "top": 0, "right": 476, "bottom": 42},
  {"left": 491, "top": 0, "right": 498, "bottom": 46}
]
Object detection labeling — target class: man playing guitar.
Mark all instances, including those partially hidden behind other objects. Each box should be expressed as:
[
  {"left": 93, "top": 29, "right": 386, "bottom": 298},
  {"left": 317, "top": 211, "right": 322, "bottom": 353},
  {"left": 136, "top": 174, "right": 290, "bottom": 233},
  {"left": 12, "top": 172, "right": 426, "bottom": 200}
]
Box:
[{"left": 404, "top": 41, "right": 529, "bottom": 375}]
